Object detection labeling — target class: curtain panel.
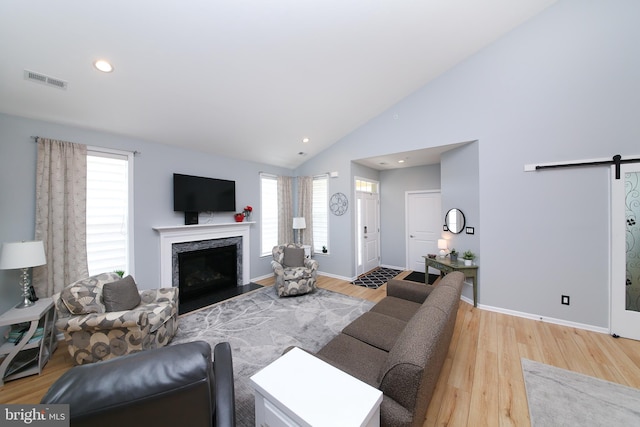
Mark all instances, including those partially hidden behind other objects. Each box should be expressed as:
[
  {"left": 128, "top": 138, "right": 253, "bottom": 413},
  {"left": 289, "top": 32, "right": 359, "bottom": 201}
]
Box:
[
  {"left": 277, "top": 176, "right": 294, "bottom": 244},
  {"left": 297, "top": 176, "right": 314, "bottom": 251},
  {"left": 33, "top": 138, "right": 89, "bottom": 297}
]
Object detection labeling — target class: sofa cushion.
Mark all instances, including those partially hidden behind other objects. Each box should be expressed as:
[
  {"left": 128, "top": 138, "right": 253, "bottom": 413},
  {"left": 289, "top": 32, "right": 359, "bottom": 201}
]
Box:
[
  {"left": 102, "top": 275, "right": 141, "bottom": 312},
  {"left": 369, "top": 296, "right": 421, "bottom": 322},
  {"left": 315, "top": 333, "right": 388, "bottom": 387},
  {"left": 283, "top": 247, "right": 305, "bottom": 267},
  {"left": 342, "top": 312, "right": 407, "bottom": 352},
  {"left": 59, "top": 273, "right": 121, "bottom": 315}
]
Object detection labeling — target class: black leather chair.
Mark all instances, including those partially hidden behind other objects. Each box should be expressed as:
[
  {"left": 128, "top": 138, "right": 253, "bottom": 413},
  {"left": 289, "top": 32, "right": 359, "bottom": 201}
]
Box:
[{"left": 41, "top": 341, "right": 235, "bottom": 427}]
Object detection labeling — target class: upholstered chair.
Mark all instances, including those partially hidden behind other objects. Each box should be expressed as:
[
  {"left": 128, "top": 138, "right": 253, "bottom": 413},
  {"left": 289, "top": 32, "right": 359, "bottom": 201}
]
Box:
[
  {"left": 52, "top": 272, "right": 179, "bottom": 365},
  {"left": 271, "top": 244, "right": 318, "bottom": 297}
]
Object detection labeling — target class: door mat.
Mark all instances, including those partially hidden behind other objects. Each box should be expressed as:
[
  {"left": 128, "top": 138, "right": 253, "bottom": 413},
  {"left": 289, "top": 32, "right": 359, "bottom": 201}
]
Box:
[{"left": 352, "top": 267, "right": 403, "bottom": 289}]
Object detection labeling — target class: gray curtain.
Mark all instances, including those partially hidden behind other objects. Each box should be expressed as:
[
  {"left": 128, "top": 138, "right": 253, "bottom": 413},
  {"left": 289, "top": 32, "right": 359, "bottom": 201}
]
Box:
[
  {"left": 297, "top": 176, "right": 314, "bottom": 251},
  {"left": 33, "top": 138, "right": 89, "bottom": 297},
  {"left": 277, "top": 175, "right": 294, "bottom": 244}
]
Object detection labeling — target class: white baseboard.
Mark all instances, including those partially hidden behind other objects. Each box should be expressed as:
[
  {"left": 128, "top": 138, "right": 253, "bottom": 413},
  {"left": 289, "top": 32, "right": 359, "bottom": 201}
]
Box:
[
  {"left": 318, "top": 270, "right": 355, "bottom": 282},
  {"left": 477, "top": 302, "right": 610, "bottom": 334},
  {"left": 250, "top": 272, "right": 274, "bottom": 283}
]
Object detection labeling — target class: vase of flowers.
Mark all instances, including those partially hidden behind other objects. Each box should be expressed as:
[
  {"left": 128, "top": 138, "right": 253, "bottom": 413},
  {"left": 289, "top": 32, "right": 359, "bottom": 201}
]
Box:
[{"left": 243, "top": 205, "right": 253, "bottom": 221}]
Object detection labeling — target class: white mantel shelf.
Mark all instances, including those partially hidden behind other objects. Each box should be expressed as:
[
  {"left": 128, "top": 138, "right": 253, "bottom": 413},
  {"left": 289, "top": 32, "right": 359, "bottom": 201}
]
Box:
[
  {"left": 153, "top": 222, "right": 254, "bottom": 288},
  {"left": 153, "top": 221, "right": 255, "bottom": 233}
]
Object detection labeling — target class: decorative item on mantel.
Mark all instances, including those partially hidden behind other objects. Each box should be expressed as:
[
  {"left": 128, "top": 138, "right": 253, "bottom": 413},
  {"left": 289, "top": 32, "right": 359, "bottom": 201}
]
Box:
[
  {"left": 243, "top": 205, "right": 253, "bottom": 221},
  {"left": 234, "top": 213, "right": 244, "bottom": 222}
]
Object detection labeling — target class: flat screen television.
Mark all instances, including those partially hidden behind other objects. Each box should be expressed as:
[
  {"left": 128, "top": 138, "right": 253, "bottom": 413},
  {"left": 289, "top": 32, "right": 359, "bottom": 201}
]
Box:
[{"left": 173, "top": 173, "right": 236, "bottom": 224}]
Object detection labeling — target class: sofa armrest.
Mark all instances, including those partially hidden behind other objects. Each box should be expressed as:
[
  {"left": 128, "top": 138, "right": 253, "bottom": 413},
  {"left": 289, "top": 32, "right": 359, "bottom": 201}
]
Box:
[
  {"left": 386, "top": 279, "right": 433, "bottom": 304},
  {"left": 214, "top": 342, "right": 236, "bottom": 427},
  {"left": 303, "top": 258, "right": 319, "bottom": 271},
  {"left": 140, "top": 287, "right": 179, "bottom": 305},
  {"left": 57, "top": 310, "right": 149, "bottom": 333}
]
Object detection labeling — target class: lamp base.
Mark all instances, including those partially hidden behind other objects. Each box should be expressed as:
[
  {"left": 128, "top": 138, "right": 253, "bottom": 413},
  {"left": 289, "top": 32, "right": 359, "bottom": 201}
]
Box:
[
  {"left": 16, "top": 298, "right": 35, "bottom": 309},
  {"left": 15, "top": 267, "right": 36, "bottom": 309}
]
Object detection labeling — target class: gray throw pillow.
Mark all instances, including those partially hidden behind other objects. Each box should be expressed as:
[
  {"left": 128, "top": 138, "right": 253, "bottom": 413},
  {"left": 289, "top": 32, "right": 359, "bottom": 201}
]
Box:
[
  {"left": 102, "top": 275, "right": 141, "bottom": 312},
  {"left": 283, "top": 247, "right": 305, "bottom": 267}
]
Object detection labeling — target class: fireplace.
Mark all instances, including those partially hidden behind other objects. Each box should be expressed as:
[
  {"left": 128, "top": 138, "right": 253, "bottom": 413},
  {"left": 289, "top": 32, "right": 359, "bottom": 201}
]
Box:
[
  {"left": 178, "top": 244, "right": 238, "bottom": 302},
  {"left": 154, "top": 222, "right": 256, "bottom": 314}
]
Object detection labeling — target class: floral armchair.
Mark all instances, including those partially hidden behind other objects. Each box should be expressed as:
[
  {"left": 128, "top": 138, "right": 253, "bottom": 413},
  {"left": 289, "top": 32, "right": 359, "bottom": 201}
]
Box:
[
  {"left": 271, "top": 244, "right": 318, "bottom": 297},
  {"left": 52, "top": 272, "right": 179, "bottom": 365}
]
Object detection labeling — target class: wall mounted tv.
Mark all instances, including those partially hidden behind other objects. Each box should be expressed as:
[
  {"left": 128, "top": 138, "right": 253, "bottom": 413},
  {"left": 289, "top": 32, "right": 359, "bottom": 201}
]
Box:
[{"left": 173, "top": 173, "right": 236, "bottom": 224}]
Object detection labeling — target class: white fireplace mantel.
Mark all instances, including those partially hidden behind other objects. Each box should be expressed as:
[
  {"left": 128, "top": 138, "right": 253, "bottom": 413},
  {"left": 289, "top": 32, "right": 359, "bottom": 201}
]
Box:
[{"left": 153, "top": 222, "right": 254, "bottom": 287}]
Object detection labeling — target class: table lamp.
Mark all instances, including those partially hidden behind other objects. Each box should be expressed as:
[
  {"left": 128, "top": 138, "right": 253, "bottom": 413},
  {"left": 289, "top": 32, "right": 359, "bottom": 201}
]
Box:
[
  {"left": 0, "top": 240, "right": 46, "bottom": 308},
  {"left": 437, "top": 239, "right": 449, "bottom": 258},
  {"left": 292, "top": 217, "right": 306, "bottom": 245}
]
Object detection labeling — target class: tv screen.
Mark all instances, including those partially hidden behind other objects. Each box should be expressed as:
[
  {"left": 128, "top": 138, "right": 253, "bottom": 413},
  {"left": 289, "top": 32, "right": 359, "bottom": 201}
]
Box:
[{"left": 173, "top": 173, "right": 236, "bottom": 213}]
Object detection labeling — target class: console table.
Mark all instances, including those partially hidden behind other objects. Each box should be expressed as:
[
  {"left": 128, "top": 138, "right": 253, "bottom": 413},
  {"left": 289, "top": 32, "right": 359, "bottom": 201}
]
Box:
[
  {"left": 250, "top": 347, "right": 383, "bottom": 427},
  {"left": 424, "top": 256, "right": 479, "bottom": 307},
  {"left": 0, "top": 298, "right": 57, "bottom": 386}
]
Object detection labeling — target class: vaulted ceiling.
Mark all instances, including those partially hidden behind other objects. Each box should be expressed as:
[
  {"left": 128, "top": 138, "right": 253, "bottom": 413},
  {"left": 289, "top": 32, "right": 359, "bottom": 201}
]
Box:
[{"left": 0, "top": 1, "right": 557, "bottom": 169}]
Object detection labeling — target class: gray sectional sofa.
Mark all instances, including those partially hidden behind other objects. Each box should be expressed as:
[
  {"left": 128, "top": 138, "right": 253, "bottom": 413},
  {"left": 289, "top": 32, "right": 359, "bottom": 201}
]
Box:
[{"left": 314, "top": 271, "right": 464, "bottom": 427}]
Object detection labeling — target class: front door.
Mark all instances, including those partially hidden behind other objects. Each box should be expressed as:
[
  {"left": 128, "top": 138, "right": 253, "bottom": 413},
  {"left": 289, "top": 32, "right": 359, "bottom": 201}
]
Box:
[
  {"left": 611, "top": 163, "right": 640, "bottom": 340},
  {"left": 407, "top": 191, "right": 442, "bottom": 274},
  {"left": 356, "top": 191, "right": 380, "bottom": 275}
]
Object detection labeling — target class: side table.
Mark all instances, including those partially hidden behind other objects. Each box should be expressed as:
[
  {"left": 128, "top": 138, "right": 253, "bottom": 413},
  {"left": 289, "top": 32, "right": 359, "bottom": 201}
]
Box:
[
  {"left": 0, "top": 298, "right": 57, "bottom": 386},
  {"left": 424, "top": 256, "right": 479, "bottom": 307},
  {"left": 250, "top": 347, "right": 383, "bottom": 427}
]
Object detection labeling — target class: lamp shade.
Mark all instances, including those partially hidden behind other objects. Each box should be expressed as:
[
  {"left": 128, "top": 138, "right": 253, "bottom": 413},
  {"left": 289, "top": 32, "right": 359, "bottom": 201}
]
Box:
[
  {"left": 437, "top": 239, "right": 448, "bottom": 250},
  {"left": 292, "top": 217, "right": 306, "bottom": 230},
  {"left": 0, "top": 241, "right": 46, "bottom": 270}
]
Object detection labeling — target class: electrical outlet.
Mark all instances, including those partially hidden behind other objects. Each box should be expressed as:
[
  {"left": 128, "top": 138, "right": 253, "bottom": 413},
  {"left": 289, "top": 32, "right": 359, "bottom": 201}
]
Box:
[{"left": 561, "top": 295, "right": 570, "bottom": 305}]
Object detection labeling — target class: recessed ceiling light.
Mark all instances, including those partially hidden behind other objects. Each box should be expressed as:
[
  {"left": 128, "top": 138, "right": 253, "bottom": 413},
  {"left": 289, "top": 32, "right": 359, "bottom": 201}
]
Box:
[
  {"left": 94, "top": 59, "right": 114, "bottom": 73},
  {"left": 398, "top": 159, "right": 405, "bottom": 163},
  {"left": 302, "top": 137, "right": 310, "bottom": 143}
]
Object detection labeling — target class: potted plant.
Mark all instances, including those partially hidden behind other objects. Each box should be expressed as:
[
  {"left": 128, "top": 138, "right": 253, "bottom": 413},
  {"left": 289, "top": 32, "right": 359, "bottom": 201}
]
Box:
[
  {"left": 449, "top": 249, "right": 458, "bottom": 263},
  {"left": 462, "top": 250, "right": 476, "bottom": 266}
]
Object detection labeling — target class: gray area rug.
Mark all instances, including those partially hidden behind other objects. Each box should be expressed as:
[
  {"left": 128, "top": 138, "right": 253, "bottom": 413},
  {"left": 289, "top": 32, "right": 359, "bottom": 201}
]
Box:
[
  {"left": 171, "top": 286, "right": 375, "bottom": 427},
  {"left": 522, "top": 358, "right": 640, "bottom": 426}
]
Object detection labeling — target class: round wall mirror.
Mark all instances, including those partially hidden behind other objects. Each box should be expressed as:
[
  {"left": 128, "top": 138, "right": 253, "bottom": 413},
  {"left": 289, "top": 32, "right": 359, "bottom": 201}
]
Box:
[{"left": 445, "top": 208, "right": 465, "bottom": 234}]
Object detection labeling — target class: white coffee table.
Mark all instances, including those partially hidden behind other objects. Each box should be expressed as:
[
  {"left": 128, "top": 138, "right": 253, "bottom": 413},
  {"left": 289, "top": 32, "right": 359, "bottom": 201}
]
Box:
[{"left": 250, "top": 347, "right": 383, "bottom": 427}]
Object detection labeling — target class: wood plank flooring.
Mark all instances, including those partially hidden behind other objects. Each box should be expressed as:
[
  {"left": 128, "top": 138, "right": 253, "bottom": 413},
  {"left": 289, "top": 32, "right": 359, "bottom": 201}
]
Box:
[{"left": 2, "top": 273, "right": 639, "bottom": 427}]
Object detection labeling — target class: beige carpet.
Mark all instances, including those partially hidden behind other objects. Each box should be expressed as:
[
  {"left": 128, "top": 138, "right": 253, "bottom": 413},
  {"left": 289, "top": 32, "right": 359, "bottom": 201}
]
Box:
[{"left": 522, "top": 358, "right": 640, "bottom": 426}]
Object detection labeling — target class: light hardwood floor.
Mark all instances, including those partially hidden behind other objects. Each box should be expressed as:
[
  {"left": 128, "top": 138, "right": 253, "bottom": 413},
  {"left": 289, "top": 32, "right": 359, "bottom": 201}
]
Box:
[{"left": 2, "top": 273, "right": 640, "bottom": 427}]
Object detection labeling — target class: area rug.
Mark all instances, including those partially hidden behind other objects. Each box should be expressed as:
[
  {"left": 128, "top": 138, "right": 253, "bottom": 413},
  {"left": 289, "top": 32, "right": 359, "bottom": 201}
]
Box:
[
  {"left": 522, "top": 358, "right": 640, "bottom": 426},
  {"left": 352, "top": 267, "right": 402, "bottom": 288},
  {"left": 170, "top": 286, "right": 375, "bottom": 427},
  {"left": 402, "top": 270, "right": 440, "bottom": 285}
]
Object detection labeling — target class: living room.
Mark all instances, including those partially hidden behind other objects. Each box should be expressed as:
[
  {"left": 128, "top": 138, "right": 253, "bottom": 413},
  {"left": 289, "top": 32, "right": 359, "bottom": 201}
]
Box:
[{"left": 1, "top": 0, "right": 640, "bottom": 425}]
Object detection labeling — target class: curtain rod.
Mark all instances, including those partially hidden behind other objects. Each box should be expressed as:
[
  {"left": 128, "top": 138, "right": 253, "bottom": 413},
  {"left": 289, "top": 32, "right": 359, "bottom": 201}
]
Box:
[
  {"left": 30, "top": 136, "right": 141, "bottom": 156},
  {"left": 533, "top": 154, "right": 640, "bottom": 179}
]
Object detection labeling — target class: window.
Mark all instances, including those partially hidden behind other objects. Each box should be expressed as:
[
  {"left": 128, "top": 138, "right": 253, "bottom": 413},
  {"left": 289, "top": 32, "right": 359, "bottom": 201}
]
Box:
[
  {"left": 86, "top": 150, "right": 132, "bottom": 276},
  {"left": 261, "top": 174, "right": 278, "bottom": 256},
  {"left": 312, "top": 175, "right": 328, "bottom": 253}
]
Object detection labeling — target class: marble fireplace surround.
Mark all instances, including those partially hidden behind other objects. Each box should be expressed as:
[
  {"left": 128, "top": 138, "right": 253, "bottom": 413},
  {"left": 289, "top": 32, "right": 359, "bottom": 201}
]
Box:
[{"left": 153, "top": 222, "right": 252, "bottom": 288}]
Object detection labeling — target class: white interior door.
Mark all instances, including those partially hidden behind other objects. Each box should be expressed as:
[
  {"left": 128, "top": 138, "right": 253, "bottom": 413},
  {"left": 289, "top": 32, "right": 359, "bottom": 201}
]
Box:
[
  {"left": 611, "top": 163, "right": 640, "bottom": 340},
  {"left": 406, "top": 191, "right": 442, "bottom": 273}
]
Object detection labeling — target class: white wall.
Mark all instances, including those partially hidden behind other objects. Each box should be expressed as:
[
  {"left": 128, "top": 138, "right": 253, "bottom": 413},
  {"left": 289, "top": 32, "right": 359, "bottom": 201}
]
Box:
[{"left": 296, "top": 0, "right": 640, "bottom": 328}]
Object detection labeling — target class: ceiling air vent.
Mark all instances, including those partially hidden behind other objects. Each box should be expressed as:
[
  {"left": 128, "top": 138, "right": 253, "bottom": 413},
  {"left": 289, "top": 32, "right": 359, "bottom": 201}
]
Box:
[{"left": 24, "top": 69, "right": 68, "bottom": 90}]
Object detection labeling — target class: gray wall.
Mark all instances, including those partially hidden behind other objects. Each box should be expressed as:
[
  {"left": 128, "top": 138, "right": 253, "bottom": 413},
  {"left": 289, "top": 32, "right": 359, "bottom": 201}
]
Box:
[
  {"left": 379, "top": 164, "right": 441, "bottom": 269},
  {"left": 295, "top": 0, "right": 640, "bottom": 328},
  {"left": 0, "top": 113, "right": 292, "bottom": 314}
]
